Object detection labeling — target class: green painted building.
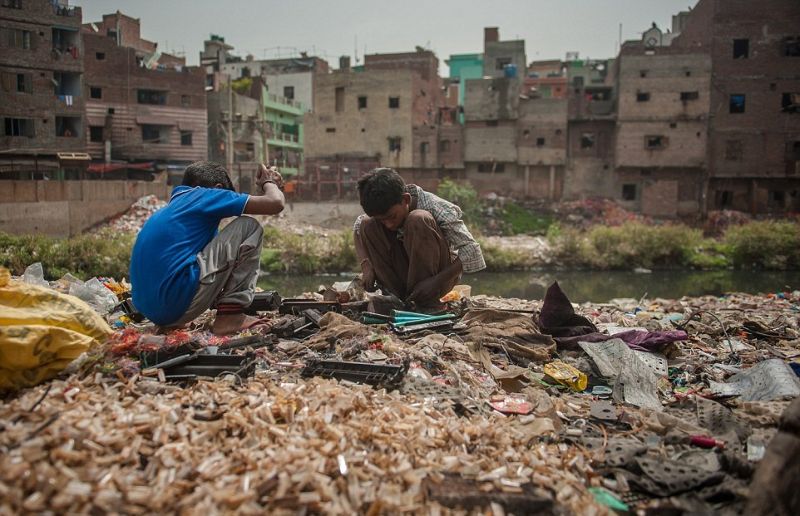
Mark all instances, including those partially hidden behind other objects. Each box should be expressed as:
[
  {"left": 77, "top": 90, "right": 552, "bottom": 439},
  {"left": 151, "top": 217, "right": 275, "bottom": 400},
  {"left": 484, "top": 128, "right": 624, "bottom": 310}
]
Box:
[
  {"left": 445, "top": 53, "right": 484, "bottom": 123},
  {"left": 263, "top": 86, "right": 304, "bottom": 177}
]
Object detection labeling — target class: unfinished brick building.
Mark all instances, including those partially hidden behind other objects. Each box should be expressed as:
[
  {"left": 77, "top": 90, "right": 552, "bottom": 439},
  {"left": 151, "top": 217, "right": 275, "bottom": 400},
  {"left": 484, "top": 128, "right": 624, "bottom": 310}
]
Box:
[
  {"left": 303, "top": 51, "right": 460, "bottom": 197},
  {"left": 82, "top": 12, "right": 207, "bottom": 175},
  {"left": 0, "top": 0, "right": 87, "bottom": 178}
]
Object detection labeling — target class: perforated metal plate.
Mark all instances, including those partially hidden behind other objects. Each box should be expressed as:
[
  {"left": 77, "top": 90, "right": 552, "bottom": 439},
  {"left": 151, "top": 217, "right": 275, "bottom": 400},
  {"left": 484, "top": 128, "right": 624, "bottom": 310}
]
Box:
[{"left": 634, "top": 456, "right": 724, "bottom": 496}]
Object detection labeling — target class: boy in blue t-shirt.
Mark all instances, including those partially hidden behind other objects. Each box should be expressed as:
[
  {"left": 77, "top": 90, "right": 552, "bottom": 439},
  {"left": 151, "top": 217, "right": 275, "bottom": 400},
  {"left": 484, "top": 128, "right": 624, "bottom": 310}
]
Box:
[{"left": 130, "top": 161, "right": 285, "bottom": 335}]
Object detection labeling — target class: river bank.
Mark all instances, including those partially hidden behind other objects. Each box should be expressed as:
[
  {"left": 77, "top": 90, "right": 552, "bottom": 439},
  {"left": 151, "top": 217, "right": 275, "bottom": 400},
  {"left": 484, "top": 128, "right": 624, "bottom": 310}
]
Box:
[{"left": 2, "top": 219, "right": 799, "bottom": 281}]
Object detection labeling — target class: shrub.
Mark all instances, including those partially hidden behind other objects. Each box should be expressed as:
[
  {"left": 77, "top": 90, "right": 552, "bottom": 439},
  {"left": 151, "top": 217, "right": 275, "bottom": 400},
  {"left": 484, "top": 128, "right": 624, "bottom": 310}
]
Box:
[
  {"left": 724, "top": 221, "right": 800, "bottom": 269},
  {"left": 436, "top": 178, "right": 481, "bottom": 225},
  {"left": 500, "top": 202, "right": 554, "bottom": 235}
]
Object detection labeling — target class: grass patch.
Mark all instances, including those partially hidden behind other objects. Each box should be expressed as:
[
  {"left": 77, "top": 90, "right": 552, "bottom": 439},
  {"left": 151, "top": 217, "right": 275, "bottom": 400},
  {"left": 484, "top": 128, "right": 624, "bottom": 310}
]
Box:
[{"left": 500, "top": 202, "right": 554, "bottom": 236}]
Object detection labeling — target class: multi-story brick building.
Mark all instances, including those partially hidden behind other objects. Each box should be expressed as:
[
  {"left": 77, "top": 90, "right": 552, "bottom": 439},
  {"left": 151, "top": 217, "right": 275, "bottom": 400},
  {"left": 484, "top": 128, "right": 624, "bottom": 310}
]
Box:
[
  {"left": 0, "top": 0, "right": 87, "bottom": 178},
  {"left": 82, "top": 12, "right": 207, "bottom": 175},
  {"left": 303, "top": 50, "right": 460, "bottom": 196}
]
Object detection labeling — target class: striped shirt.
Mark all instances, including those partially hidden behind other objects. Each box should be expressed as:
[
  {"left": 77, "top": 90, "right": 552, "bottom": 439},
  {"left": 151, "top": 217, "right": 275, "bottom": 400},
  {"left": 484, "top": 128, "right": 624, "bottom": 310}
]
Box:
[{"left": 354, "top": 184, "right": 486, "bottom": 273}]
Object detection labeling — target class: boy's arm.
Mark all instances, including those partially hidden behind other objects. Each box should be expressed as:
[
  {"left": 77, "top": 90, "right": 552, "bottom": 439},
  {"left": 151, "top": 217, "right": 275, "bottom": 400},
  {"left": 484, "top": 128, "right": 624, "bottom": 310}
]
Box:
[{"left": 244, "top": 165, "right": 285, "bottom": 215}]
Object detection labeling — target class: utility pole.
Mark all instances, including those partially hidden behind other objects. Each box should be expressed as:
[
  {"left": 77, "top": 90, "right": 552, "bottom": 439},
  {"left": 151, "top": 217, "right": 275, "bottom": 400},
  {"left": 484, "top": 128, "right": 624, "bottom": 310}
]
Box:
[{"left": 226, "top": 74, "right": 235, "bottom": 188}]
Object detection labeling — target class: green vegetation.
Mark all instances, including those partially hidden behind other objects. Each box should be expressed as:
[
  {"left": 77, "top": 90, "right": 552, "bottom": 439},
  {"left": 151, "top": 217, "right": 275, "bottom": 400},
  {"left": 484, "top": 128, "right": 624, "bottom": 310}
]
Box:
[
  {"left": 499, "top": 202, "right": 553, "bottom": 236},
  {"left": 2, "top": 220, "right": 798, "bottom": 281},
  {"left": 724, "top": 220, "right": 800, "bottom": 269},
  {"left": 436, "top": 178, "right": 481, "bottom": 226},
  {"left": 0, "top": 230, "right": 134, "bottom": 280}
]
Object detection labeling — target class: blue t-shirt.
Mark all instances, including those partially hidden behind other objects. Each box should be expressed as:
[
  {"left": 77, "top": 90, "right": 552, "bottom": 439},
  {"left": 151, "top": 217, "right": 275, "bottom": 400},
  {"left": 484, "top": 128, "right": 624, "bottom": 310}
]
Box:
[{"left": 130, "top": 186, "right": 249, "bottom": 325}]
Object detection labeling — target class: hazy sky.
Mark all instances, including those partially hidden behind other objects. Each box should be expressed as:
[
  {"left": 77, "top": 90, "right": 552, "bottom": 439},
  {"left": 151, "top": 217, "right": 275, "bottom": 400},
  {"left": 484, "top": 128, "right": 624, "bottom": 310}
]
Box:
[{"left": 75, "top": 0, "right": 697, "bottom": 71}]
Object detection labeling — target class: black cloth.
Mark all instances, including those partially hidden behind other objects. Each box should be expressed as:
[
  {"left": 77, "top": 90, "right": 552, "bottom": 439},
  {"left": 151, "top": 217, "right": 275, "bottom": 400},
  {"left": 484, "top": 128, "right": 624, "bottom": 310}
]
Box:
[{"left": 537, "top": 281, "right": 598, "bottom": 338}]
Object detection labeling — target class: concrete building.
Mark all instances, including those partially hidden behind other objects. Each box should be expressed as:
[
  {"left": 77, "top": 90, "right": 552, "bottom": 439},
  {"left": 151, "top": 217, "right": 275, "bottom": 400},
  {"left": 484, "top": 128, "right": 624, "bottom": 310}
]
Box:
[
  {"left": 614, "top": 49, "right": 711, "bottom": 217},
  {"left": 203, "top": 38, "right": 306, "bottom": 187},
  {"left": 0, "top": 0, "right": 88, "bottom": 178},
  {"left": 482, "top": 27, "right": 526, "bottom": 79},
  {"left": 303, "top": 50, "right": 460, "bottom": 197},
  {"left": 682, "top": 0, "right": 800, "bottom": 213},
  {"left": 200, "top": 36, "right": 328, "bottom": 113},
  {"left": 524, "top": 60, "right": 568, "bottom": 99},
  {"left": 445, "top": 53, "right": 483, "bottom": 122},
  {"left": 82, "top": 12, "right": 207, "bottom": 176}
]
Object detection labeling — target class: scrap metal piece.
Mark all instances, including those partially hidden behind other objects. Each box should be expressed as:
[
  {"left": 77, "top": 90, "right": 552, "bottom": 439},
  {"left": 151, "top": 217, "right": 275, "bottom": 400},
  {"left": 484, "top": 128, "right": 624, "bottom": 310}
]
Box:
[
  {"left": 391, "top": 319, "right": 456, "bottom": 335},
  {"left": 162, "top": 353, "right": 256, "bottom": 380},
  {"left": 279, "top": 299, "right": 340, "bottom": 316},
  {"left": 707, "top": 359, "right": 800, "bottom": 401},
  {"left": 590, "top": 400, "right": 618, "bottom": 422},
  {"left": 245, "top": 291, "right": 281, "bottom": 314},
  {"left": 633, "top": 456, "right": 724, "bottom": 497},
  {"left": 424, "top": 474, "right": 554, "bottom": 514},
  {"left": 301, "top": 359, "right": 407, "bottom": 387}
]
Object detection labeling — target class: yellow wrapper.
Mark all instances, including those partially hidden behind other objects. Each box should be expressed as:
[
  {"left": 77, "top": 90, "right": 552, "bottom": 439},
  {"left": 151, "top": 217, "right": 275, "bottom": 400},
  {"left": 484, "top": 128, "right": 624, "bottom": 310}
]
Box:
[{"left": 543, "top": 360, "right": 588, "bottom": 391}]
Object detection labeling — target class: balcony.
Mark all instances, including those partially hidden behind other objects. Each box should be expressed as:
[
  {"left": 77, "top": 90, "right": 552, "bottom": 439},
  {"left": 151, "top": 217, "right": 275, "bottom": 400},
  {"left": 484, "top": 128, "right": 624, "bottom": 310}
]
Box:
[
  {"left": 52, "top": 28, "right": 80, "bottom": 61},
  {"left": 267, "top": 132, "right": 303, "bottom": 149},
  {"left": 265, "top": 93, "right": 304, "bottom": 116},
  {"left": 52, "top": 2, "right": 79, "bottom": 16}
]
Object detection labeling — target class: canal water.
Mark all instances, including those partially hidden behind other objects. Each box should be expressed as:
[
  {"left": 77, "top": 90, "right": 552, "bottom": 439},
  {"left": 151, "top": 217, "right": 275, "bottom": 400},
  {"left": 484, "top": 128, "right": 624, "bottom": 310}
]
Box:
[{"left": 258, "top": 270, "right": 800, "bottom": 303}]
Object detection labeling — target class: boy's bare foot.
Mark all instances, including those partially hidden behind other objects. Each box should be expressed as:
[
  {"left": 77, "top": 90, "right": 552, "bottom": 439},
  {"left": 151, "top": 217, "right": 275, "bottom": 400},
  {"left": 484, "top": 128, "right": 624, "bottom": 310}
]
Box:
[{"left": 212, "top": 313, "right": 267, "bottom": 336}]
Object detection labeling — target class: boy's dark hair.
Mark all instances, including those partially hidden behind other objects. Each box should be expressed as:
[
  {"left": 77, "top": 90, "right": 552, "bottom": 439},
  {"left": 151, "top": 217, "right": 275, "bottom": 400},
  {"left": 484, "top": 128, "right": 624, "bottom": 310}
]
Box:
[
  {"left": 357, "top": 168, "right": 405, "bottom": 216},
  {"left": 182, "top": 161, "right": 235, "bottom": 191}
]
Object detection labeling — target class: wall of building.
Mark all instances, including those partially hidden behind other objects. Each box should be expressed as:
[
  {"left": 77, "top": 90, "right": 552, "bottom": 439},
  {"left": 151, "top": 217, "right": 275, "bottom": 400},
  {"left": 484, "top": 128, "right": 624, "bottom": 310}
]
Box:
[
  {"left": 265, "top": 72, "right": 313, "bottom": 111},
  {"left": 305, "top": 69, "right": 417, "bottom": 167},
  {"left": 463, "top": 123, "right": 517, "bottom": 163},
  {"left": 0, "top": 179, "right": 167, "bottom": 236},
  {"left": 0, "top": 0, "right": 85, "bottom": 155},
  {"left": 82, "top": 32, "right": 207, "bottom": 164},
  {"left": 464, "top": 77, "right": 520, "bottom": 121},
  {"left": 517, "top": 98, "right": 568, "bottom": 166},
  {"left": 483, "top": 40, "right": 526, "bottom": 78}
]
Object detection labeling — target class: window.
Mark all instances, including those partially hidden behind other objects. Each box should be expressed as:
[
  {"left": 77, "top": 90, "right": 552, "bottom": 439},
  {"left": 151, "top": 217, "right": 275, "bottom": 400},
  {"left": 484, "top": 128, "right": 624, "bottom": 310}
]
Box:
[
  {"left": 669, "top": 122, "right": 677, "bottom": 129},
  {"left": 621, "top": 184, "right": 637, "bottom": 201},
  {"left": 495, "top": 57, "right": 512, "bottom": 70},
  {"left": 358, "top": 96, "right": 367, "bottom": 109},
  {"left": 55, "top": 116, "right": 80, "bottom": 137},
  {"left": 486, "top": 120, "right": 498, "bottom": 127},
  {"left": 680, "top": 91, "right": 699, "bottom": 101},
  {"left": 536, "top": 137, "right": 545, "bottom": 147},
  {"left": 420, "top": 141, "right": 429, "bottom": 154},
  {"left": 477, "top": 162, "right": 505, "bottom": 173},
  {"left": 283, "top": 86, "right": 294, "bottom": 100},
  {"left": 716, "top": 190, "right": 733, "bottom": 208},
  {"left": 685, "top": 70, "right": 692, "bottom": 77},
  {"left": 90, "top": 86, "right": 102, "bottom": 99},
  {"left": 439, "top": 140, "right": 450, "bottom": 152},
  {"left": 522, "top": 129, "right": 530, "bottom": 139},
  {"left": 3, "top": 117, "right": 33, "bottom": 137},
  {"left": 325, "top": 127, "right": 336, "bottom": 133},
  {"left": 2, "top": 0, "right": 23, "bottom": 9},
  {"left": 89, "top": 126, "right": 103, "bottom": 143},
  {"left": 781, "top": 93, "right": 800, "bottom": 113},
  {"left": 645, "top": 135, "right": 667, "bottom": 149},
  {"left": 388, "top": 96, "right": 400, "bottom": 109},
  {"left": 107, "top": 107, "right": 115, "bottom": 114},
  {"left": 769, "top": 190, "right": 786, "bottom": 206},
  {"left": 137, "top": 89, "right": 167, "bottom": 105},
  {"left": 639, "top": 70, "right": 648, "bottom": 78},
  {"left": 733, "top": 38, "right": 749, "bottom": 59},
  {"left": 783, "top": 37, "right": 800, "bottom": 57},
  {"left": 181, "top": 95, "right": 190, "bottom": 107},
  {"left": 7, "top": 29, "right": 31, "bottom": 49},
  {"left": 141, "top": 124, "right": 163, "bottom": 144},
  {"left": 636, "top": 92, "right": 650, "bottom": 102},
  {"left": 580, "top": 133, "right": 595, "bottom": 149},
  {"left": 388, "top": 137, "right": 402, "bottom": 152},
  {"left": 95, "top": 52, "right": 105, "bottom": 60},
  {"left": 180, "top": 131, "right": 192, "bottom": 146},
  {"left": 729, "top": 94, "right": 746, "bottom": 113},
  {"left": 335, "top": 87, "right": 344, "bottom": 112},
  {"left": 16, "top": 73, "right": 31, "bottom": 93}
]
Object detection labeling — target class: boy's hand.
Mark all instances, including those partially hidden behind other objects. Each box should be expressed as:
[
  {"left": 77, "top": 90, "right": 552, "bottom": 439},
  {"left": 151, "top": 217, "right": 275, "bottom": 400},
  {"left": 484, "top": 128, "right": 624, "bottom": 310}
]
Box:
[
  {"left": 406, "top": 276, "right": 441, "bottom": 306},
  {"left": 257, "top": 164, "right": 284, "bottom": 193}
]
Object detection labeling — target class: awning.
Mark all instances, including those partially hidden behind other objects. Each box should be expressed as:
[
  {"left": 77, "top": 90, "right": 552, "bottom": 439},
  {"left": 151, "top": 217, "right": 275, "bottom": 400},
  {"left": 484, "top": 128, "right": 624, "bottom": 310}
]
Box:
[
  {"left": 87, "top": 161, "right": 155, "bottom": 173},
  {"left": 57, "top": 152, "right": 91, "bottom": 161},
  {"left": 135, "top": 115, "right": 175, "bottom": 126}
]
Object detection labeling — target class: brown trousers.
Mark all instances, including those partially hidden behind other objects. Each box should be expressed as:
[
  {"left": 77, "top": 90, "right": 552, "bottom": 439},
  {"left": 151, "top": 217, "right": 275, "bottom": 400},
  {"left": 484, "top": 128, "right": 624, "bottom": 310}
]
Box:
[{"left": 358, "top": 209, "right": 456, "bottom": 303}]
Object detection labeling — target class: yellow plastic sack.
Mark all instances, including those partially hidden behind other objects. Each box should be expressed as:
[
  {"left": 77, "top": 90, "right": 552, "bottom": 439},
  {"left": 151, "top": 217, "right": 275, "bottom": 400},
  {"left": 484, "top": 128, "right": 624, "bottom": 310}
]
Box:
[{"left": 0, "top": 267, "right": 112, "bottom": 391}]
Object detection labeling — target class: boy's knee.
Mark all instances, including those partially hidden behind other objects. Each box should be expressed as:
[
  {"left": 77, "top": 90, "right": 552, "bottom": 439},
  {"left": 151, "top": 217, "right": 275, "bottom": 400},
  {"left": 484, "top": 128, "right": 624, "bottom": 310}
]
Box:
[
  {"left": 405, "top": 209, "right": 435, "bottom": 230},
  {"left": 232, "top": 216, "right": 263, "bottom": 236}
]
